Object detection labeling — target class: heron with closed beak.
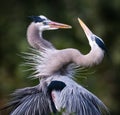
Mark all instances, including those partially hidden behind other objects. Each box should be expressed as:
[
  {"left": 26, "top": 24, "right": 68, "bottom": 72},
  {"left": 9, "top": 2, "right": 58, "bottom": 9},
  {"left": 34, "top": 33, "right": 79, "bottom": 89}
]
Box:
[{"left": 3, "top": 15, "right": 109, "bottom": 115}]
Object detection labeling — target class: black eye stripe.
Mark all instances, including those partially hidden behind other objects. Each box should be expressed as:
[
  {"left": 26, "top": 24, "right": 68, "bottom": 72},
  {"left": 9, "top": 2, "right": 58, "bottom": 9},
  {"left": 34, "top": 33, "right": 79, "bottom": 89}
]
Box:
[
  {"left": 29, "top": 16, "right": 46, "bottom": 23},
  {"left": 95, "top": 37, "right": 107, "bottom": 52}
]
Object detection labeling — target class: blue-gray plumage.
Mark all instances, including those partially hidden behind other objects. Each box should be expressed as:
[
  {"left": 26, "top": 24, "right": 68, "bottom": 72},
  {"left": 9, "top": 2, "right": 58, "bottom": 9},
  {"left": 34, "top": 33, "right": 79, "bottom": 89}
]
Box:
[
  {"left": 47, "top": 81, "right": 66, "bottom": 114},
  {"left": 44, "top": 76, "right": 109, "bottom": 115},
  {"left": 5, "top": 86, "right": 51, "bottom": 115},
  {"left": 2, "top": 16, "right": 109, "bottom": 115}
]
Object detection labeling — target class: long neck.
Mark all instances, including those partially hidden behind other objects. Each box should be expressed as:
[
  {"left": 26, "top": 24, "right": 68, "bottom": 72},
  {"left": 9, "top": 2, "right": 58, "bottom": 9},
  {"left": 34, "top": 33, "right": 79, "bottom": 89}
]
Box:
[
  {"left": 72, "top": 47, "right": 104, "bottom": 67},
  {"left": 27, "top": 22, "right": 54, "bottom": 50},
  {"left": 51, "top": 47, "right": 104, "bottom": 68},
  {"left": 40, "top": 47, "right": 104, "bottom": 76}
]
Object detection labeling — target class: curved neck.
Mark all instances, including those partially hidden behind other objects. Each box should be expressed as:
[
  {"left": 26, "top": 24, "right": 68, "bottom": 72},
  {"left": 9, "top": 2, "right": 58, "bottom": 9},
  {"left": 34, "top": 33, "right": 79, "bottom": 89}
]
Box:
[
  {"left": 27, "top": 22, "right": 54, "bottom": 50},
  {"left": 72, "top": 47, "right": 104, "bottom": 67},
  {"left": 53, "top": 47, "right": 104, "bottom": 69},
  {"left": 41, "top": 47, "right": 104, "bottom": 76}
]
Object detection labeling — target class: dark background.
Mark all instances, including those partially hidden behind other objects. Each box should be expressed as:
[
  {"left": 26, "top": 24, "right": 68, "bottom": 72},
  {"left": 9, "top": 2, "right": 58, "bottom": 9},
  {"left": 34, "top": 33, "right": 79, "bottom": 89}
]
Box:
[{"left": 0, "top": 0, "right": 120, "bottom": 114}]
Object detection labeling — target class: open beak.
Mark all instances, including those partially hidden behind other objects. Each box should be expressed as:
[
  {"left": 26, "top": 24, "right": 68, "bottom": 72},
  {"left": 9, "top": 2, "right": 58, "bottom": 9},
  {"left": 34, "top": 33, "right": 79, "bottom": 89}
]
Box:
[
  {"left": 78, "top": 18, "right": 93, "bottom": 38},
  {"left": 49, "top": 21, "right": 72, "bottom": 29}
]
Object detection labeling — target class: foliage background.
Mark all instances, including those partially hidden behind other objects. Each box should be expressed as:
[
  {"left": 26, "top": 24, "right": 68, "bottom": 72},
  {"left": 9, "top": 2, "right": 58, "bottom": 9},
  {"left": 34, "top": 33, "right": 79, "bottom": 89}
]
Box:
[{"left": 0, "top": 0, "right": 120, "bottom": 114}]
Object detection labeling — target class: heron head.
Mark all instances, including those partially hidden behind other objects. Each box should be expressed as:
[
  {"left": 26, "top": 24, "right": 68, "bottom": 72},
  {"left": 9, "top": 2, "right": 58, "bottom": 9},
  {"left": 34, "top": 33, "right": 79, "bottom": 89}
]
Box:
[
  {"left": 29, "top": 15, "right": 72, "bottom": 31},
  {"left": 78, "top": 18, "right": 107, "bottom": 52}
]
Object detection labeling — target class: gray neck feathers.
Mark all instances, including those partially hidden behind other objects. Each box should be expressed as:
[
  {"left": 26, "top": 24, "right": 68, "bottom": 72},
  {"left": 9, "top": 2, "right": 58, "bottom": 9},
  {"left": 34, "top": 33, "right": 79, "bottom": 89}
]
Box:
[
  {"left": 31, "top": 47, "right": 104, "bottom": 77},
  {"left": 27, "top": 22, "right": 54, "bottom": 50},
  {"left": 53, "top": 48, "right": 104, "bottom": 69},
  {"left": 26, "top": 23, "right": 104, "bottom": 77},
  {"left": 73, "top": 47, "right": 104, "bottom": 67}
]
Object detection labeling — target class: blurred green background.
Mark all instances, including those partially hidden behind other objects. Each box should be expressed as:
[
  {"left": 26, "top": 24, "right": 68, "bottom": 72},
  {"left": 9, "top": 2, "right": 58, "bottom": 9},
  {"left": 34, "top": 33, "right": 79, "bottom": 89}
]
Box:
[{"left": 0, "top": 0, "right": 120, "bottom": 114}]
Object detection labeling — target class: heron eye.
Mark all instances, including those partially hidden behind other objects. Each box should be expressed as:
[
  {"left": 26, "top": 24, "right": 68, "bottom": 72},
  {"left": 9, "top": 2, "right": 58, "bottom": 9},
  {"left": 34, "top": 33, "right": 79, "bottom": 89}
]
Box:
[{"left": 43, "top": 21, "right": 48, "bottom": 25}]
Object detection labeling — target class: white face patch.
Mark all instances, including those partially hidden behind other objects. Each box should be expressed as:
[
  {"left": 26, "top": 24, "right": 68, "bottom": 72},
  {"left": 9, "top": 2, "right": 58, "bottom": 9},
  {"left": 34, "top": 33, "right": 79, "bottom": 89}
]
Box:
[
  {"left": 34, "top": 16, "right": 58, "bottom": 31},
  {"left": 35, "top": 22, "right": 50, "bottom": 31},
  {"left": 39, "top": 15, "right": 48, "bottom": 21}
]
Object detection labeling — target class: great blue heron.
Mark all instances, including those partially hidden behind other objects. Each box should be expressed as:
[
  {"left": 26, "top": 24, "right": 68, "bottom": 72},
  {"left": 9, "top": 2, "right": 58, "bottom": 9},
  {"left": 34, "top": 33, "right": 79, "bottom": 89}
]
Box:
[{"left": 3, "top": 15, "right": 109, "bottom": 115}]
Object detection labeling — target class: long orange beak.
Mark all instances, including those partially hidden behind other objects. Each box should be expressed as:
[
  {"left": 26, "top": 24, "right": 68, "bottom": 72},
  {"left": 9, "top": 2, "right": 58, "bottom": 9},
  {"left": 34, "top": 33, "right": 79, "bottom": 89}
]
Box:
[
  {"left": 78, "top": 18, "right": 93, "bottom": 38},
  {"left": 49, "top": 21, "right": 72, "bottom": 29}
]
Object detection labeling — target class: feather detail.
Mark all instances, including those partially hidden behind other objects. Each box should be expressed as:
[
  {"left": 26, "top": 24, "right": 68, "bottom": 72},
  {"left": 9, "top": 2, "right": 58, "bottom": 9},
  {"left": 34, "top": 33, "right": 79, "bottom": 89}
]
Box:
[
  {"left": 47, "top": 76, "right": 109, "bottom": 115},
  {"left": 2, "top": 86, "right": 52, "bottom": 115},
  {"left": 22, "top": 48, "right": 75, "bottom": 78}
]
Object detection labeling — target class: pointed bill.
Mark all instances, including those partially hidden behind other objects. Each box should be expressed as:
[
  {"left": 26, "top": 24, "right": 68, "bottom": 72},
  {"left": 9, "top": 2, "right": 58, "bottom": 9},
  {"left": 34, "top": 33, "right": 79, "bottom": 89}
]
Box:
[
  {"left": 78, "top": 18, "right": 93, "bottom": 38},
  {"left": 49, "top": 21, "right": 72, "bottom": 29}
]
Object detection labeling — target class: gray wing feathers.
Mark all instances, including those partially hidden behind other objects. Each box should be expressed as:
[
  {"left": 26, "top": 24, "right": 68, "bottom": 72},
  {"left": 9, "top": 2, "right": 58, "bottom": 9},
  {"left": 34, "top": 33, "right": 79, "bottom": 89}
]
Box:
[
  {"left": 58, "top": 86, "right": 109, "bottom": 115},
  {"left": 8, "top": 86, "right": 51, "bottom": 115}
]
